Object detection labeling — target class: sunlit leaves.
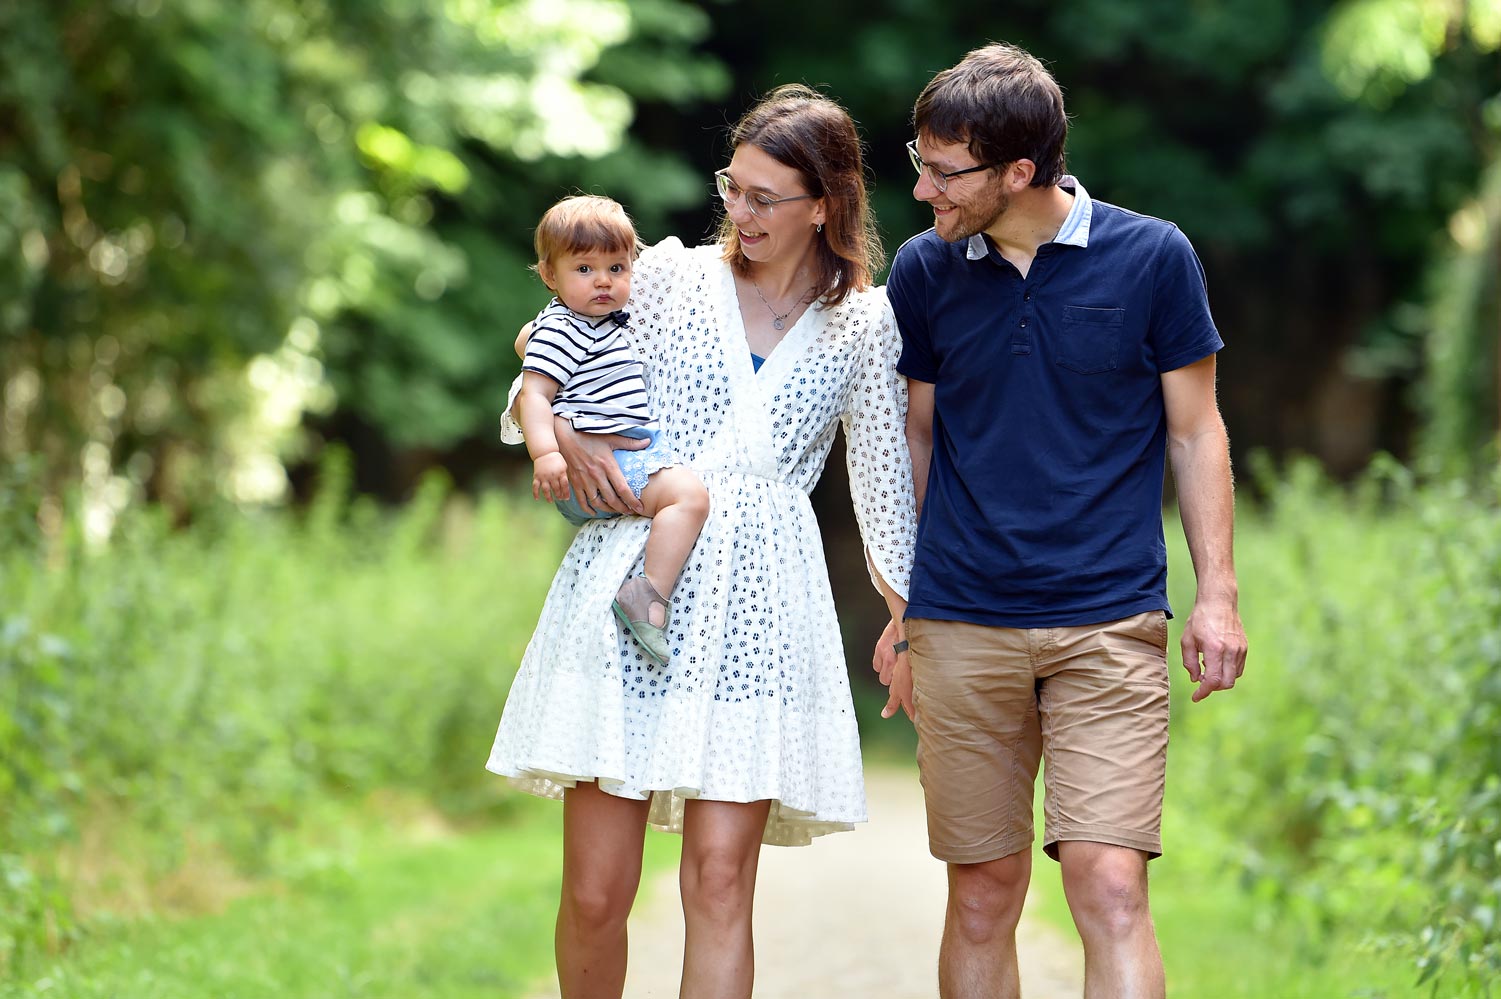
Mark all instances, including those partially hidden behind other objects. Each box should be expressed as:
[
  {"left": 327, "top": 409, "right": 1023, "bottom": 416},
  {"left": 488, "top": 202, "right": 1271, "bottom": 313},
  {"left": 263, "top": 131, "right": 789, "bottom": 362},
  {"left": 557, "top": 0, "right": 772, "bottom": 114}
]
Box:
[
  {"left": 354, "top": 122, "right": 470, "bottom": 194},
  {"left": 0, "top": 0, "right": 723, "bottom": 510},
  {"left": 1324, "top": 0, "right": 1501, "bottom": 105}
]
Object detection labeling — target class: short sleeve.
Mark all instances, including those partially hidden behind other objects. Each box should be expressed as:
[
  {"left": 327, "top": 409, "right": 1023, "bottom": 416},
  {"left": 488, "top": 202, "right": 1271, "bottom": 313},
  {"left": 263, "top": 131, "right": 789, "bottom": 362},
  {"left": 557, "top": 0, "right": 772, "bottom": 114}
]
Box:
[
  {"left": 841, "top": 292, "right": 917, "bottom": 600},
  {"left": 1149, "top": 226, "right": 1223, "bottom": 372},
  {"left": 887, "top": 240, "right": 937, "bottom": 384},
  {"left": 522, "top": 314, "right": 590, "bottom": 387},
  {"left": 625, "top": 237, "right": 689, "bottom": 367}
]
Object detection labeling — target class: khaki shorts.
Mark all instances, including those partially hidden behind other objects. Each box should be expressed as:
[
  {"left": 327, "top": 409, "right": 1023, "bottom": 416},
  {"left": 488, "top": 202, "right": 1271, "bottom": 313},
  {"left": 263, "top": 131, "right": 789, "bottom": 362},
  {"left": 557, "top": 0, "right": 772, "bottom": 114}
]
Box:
[{"left": 907, "top": 612, "right": 1170, "bottom": 865}]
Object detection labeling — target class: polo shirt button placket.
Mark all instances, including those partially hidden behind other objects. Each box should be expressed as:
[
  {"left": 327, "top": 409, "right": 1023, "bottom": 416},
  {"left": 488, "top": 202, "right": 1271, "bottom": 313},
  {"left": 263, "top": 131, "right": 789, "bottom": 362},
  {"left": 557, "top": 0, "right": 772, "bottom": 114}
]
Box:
[{"left": 1012, "top": 308, "right": 1032, "bottom": 356}]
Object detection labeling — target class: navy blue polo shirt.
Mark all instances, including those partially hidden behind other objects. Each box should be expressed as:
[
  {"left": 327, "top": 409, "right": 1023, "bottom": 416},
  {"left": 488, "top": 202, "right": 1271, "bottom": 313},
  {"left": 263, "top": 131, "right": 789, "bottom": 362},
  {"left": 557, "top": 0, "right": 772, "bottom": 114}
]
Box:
[{"left": 888, "top": 178, "right": 1223, "bottom": 628}]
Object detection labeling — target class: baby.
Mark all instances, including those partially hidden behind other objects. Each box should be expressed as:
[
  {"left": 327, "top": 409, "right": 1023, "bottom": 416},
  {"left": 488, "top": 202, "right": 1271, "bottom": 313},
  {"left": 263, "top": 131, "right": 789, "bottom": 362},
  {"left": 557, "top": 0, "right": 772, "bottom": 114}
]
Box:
[{"left": 510, "top": 195, "right": 709, "bottom": 666}]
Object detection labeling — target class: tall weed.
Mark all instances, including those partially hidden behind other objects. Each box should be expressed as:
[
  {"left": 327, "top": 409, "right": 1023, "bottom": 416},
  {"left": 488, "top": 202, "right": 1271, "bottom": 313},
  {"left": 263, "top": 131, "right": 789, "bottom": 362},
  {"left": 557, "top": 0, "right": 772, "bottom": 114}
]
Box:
[
  {"left": 0, "top": 459, "right": 568, "bottom": 973},
  {"left": 1167, "top": 457, "right": 1501, "bottom": 995}
]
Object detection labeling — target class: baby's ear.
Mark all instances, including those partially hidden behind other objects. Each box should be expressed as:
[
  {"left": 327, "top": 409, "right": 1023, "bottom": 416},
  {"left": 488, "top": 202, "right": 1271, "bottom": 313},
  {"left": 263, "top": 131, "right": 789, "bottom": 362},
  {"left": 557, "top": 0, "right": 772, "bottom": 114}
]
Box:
[{"left": 535, "top": 260, "right": 556, "bottom": 290}]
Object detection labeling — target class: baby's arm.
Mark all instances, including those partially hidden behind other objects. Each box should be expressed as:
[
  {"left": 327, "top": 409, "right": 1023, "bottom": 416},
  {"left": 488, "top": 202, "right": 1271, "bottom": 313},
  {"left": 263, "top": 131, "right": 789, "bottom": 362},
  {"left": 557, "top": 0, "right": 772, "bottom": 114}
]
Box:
[
  {"left": 514, "top": 322, "right": 533, "bottom": 359},
  {"left": 514, "top": 372, "right": 570, "bottom": 502}
]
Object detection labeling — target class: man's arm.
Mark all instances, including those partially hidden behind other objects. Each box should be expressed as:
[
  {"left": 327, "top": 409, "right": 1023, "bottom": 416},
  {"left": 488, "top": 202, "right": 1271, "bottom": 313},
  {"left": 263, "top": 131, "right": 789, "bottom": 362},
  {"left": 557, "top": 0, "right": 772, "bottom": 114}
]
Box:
[
  {"left": 870, "top": 376, "right": 935, "bottom": 722},
  {"left": 907, "top": 378, "right": 934, "bottom": 520},
  {"left": 1162, "top": 355, "right": 1247, "bottom": 701}
]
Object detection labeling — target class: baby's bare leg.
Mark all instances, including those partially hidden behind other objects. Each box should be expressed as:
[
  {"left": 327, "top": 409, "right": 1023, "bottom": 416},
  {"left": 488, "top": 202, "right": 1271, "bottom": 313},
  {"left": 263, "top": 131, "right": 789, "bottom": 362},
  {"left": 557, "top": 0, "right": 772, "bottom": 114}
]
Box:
[{"left": 636, "top": 467, "right": 710, "bottom": 622}]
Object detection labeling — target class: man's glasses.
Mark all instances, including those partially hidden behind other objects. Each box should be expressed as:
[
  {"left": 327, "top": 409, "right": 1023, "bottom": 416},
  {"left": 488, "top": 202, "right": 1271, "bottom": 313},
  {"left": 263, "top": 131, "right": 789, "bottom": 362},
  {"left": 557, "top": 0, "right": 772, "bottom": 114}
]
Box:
[
  {"left": 714, "top": 169, "right": 815, "bottom": 219},
  {"left": 906, "top": 140, "right": 995, "bottom": 193}
]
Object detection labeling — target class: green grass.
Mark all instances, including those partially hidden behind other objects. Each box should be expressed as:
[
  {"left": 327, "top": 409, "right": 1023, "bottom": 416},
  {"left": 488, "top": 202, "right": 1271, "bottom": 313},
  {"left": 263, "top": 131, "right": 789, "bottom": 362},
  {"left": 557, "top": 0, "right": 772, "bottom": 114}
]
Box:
[
  {"left": 1148, "top": 810, "right": 1426, "bottom": 999},
  {"left": 1022, "top": 795, "right": 1427, "bottom": 998},
  {"left": 1, "top": 464, "right": 574, "bottom": 967},
  {"left": 6, "top": 456, "right": 1495, "bottom": 995},
  {"left": 2, "top": 792, "right": 681, "bottom": 999}
]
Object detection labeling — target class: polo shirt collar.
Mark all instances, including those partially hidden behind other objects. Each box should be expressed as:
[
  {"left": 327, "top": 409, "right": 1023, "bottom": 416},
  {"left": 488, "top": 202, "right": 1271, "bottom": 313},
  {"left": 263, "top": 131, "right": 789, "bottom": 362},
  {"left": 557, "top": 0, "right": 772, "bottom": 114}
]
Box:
[{"left": 964, "top": 175, "right": 1093, "bottom": 261}]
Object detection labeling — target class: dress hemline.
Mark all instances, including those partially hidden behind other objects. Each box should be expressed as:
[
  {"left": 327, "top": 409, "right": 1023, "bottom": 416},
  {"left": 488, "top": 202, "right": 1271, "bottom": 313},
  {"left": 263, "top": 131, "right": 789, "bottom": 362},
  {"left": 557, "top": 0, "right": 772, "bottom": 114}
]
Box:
[{"left": 486, "top": 762, "right": 863, "bottom": 847}]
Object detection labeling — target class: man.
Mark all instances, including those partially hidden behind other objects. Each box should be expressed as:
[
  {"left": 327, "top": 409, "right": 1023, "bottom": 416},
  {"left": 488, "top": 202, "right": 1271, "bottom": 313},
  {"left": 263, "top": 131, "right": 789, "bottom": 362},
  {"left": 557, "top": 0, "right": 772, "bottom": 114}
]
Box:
[{"left": 876, "top": 42, "right": 1248, "bottom": 999}]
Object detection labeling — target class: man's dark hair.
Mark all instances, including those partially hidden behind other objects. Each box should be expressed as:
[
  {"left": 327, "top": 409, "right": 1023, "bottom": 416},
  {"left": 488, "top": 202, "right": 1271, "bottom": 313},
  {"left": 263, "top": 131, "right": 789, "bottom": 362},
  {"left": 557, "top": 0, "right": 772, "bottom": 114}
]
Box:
[{"left": 913, "top": 42, "right": 1068, "bottom": 188}]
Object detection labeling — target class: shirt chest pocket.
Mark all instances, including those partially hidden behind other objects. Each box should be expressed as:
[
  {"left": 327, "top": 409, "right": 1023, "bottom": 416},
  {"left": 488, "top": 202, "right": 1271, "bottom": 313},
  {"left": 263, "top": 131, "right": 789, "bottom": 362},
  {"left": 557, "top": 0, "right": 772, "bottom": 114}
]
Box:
[{"left": 1057, "top": 306, "right": 1125, "bottom": 375}]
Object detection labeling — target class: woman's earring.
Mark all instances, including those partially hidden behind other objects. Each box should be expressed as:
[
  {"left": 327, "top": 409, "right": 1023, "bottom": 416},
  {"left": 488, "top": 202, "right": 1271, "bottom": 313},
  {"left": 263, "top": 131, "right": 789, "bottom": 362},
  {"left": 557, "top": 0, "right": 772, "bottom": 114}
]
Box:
[{"left": 816, "top": 223, "right": 824, "bottom": 233}]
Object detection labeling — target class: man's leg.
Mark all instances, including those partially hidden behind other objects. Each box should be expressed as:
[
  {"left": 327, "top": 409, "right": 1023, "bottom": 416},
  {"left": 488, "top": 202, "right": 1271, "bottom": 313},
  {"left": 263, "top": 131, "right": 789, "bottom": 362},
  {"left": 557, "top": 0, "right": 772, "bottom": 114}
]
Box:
[
  {"left": 1036, "top": 611, "right": 1172, "bottom": 999},
  {"left": 939, "top": 851, "right": 1031, "bottom": 999},
  {"left": 906, "top": 618, "right": 1043, "bottom": 999},
  {"left": 1058, "top": 842, "right": 1164, "bottom": 999}
]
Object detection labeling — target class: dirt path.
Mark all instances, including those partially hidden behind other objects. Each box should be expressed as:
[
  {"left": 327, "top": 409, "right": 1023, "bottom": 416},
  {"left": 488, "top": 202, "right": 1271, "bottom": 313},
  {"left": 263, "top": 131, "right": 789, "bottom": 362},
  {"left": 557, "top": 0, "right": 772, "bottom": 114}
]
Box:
[{"left": 527, "top": 766, "right": 1084, "bottom": 998}]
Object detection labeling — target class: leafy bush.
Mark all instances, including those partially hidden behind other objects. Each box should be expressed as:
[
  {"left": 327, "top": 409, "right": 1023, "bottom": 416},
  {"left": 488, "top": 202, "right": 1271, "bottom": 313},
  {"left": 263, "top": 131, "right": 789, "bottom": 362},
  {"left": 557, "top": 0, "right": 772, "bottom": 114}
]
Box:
[
  {"left": 1167, "top": 456, "right": 1501, "bottom": 996},
  {"left": 0, "top": 458, "right": 568, "bottom": 974}
]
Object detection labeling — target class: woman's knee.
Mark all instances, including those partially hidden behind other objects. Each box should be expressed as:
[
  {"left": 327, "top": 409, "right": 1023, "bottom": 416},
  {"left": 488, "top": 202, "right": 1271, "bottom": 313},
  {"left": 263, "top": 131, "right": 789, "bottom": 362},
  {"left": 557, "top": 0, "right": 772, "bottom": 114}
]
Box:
[
  {"left": 561, "top": 872, "right": 637, "bottom": 933},
  {"left": 679, "top": 848, "right": 757, "bottom": 919}
]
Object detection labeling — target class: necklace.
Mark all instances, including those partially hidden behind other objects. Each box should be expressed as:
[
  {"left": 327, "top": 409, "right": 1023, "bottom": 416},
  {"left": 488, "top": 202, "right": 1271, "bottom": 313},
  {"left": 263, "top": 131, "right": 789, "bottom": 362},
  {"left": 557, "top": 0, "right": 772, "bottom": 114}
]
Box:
[{"left": 750, "top": 279, "right": 808, "bottom": 331}]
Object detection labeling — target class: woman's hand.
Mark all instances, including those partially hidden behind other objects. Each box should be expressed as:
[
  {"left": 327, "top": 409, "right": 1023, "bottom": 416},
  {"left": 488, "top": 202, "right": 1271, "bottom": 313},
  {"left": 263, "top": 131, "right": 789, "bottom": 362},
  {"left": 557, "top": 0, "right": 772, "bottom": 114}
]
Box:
[
  {"left": 532, "top": 452, "right": 571, "bottom": 503},
  {"left": 555, "top": 416, "right": 647, "bottom": 516}
]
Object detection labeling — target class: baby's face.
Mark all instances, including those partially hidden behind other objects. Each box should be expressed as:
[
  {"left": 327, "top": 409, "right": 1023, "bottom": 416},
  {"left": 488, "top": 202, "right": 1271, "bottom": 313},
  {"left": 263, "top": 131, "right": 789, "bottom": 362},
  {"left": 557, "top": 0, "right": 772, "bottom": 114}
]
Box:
[{"left": 546, "top": 249, "right": 633, "bottom": 317}]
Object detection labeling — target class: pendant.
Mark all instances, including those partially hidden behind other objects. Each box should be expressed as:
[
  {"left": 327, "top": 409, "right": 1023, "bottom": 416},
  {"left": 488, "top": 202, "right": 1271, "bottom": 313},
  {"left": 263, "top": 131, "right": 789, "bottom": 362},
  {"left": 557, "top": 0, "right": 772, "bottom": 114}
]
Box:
[{"left": 773, "top": 318, "right": 784, "bottom": 330}]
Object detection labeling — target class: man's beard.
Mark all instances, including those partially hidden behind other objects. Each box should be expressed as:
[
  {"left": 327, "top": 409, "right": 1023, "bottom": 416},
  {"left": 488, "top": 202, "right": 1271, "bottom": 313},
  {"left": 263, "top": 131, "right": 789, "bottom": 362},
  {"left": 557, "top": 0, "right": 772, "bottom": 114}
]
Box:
[{"left": 937, "top": 189, "right": 1010, "bottom": 243}]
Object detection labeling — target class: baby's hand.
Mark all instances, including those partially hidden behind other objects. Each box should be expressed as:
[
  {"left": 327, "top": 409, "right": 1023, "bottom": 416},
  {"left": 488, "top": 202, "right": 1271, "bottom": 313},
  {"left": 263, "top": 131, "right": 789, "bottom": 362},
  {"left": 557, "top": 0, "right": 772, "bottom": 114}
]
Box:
[{"left": 533, "top": 452, "right": 571, "bottom": 502}]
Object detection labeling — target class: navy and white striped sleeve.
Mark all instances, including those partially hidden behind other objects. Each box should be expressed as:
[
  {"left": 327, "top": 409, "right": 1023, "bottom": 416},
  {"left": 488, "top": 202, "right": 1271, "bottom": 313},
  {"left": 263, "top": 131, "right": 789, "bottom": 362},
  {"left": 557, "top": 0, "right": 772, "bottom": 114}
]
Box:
[{"left": 522, "top": 314, "right": 590, "bottom": 387}]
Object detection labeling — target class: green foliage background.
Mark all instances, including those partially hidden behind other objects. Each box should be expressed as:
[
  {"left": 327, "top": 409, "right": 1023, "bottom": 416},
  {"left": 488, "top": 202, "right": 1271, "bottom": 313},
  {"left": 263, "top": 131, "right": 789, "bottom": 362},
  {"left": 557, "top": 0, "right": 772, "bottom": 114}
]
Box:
[
  {"left": 0, "top": 453, "right": 568, "bottom": 974},
  {"left": 2, "top": 0, "right": 1496, "bottom": 506},
  {"left": 1, "top": 0, "right": 1500, "bottom": 994},
  {"left": 1165, "top": 458, "right": 1501, "bottom": 995}
]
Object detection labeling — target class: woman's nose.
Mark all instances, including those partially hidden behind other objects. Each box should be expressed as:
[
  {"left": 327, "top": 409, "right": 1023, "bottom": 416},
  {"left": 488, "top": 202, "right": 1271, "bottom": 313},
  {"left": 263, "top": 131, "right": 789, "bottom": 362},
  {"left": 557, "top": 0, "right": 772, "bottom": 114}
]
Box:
[{"left": 725, "top": 197, "right": 755, "bottom": 225}]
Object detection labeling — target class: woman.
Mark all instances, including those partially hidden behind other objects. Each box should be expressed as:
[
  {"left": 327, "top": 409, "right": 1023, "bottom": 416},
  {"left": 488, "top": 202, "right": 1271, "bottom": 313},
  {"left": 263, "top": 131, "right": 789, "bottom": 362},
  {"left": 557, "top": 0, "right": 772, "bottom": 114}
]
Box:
[{"left": 487, "top": 84, "right": 914, "bottom": 999}]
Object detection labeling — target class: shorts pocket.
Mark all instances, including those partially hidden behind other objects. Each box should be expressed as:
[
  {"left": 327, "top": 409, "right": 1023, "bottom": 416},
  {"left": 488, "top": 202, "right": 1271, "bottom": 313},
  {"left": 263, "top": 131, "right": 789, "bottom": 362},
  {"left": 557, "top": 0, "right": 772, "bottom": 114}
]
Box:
[
  {"left": 1123, "top": 610, "right": 1169, "bottom": 657},
  {"left": 1057, "top": 306, "right": 1124, "bottom": 375}
]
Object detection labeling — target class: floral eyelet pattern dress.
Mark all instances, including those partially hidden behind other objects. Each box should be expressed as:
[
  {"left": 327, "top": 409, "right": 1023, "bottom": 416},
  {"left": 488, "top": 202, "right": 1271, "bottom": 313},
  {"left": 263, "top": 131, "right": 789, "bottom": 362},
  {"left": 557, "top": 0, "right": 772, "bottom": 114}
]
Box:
[{"left": 487, "top": 240, "right": 916, "bottom": 846}]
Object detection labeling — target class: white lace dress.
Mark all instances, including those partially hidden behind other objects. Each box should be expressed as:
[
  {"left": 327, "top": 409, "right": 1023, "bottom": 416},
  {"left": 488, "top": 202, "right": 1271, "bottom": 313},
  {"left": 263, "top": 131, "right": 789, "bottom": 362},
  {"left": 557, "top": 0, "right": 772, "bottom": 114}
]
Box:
[{"left": 487, "top": 239, "right": 916, "bottom": 846}]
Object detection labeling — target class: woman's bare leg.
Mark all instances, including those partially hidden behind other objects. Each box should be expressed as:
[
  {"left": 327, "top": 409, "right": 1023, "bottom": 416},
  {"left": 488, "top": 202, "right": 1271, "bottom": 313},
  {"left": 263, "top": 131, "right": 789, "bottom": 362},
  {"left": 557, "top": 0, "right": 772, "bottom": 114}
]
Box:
[
  {"left": 557, "top": 781, "right": 652, "bottom": 999},
  {"left": 677, "top": 798, "right": 774, "bottom": 999}
]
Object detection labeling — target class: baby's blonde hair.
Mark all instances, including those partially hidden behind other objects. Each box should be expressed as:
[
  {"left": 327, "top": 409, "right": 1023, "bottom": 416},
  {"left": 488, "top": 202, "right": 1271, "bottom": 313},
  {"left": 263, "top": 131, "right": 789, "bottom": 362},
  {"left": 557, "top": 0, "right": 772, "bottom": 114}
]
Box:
[{"left": 532, "top": 195, "right": 640, "bottom": 283}]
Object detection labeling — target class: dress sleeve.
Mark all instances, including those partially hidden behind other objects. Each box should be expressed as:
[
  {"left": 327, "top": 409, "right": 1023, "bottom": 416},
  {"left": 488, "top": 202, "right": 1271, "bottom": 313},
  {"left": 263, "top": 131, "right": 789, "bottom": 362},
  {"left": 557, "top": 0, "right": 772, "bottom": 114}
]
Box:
[
  {"left": 624, "top": 237, "right": 688, "bottom": 367},
  {"left": 499, "top": 372, "right": 526, "bottom": 445},
  {"left": 841, "top": 291, "right": 917, "bottom": 601}
]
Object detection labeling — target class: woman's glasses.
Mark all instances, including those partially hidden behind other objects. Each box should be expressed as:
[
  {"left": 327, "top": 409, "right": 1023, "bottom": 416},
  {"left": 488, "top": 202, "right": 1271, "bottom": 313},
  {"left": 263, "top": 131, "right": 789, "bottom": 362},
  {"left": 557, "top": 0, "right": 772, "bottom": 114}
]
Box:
[{"left": 714, "top": 169, "right": 815, "bottom": 219}]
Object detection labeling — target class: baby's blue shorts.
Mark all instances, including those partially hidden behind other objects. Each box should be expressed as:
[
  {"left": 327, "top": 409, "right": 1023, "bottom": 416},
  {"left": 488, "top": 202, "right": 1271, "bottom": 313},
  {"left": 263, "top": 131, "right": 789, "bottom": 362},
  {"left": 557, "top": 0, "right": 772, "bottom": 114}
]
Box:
[{"left": 554, "top": 426, "right": 676, "bottom": 527}]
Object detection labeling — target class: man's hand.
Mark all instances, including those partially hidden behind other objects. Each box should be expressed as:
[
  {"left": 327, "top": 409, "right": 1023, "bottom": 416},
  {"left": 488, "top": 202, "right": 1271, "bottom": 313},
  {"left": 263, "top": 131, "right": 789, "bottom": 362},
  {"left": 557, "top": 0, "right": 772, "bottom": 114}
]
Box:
[
  {"left": 554, "top": 417, "right": 647, "bottom": 516},
  {"left": 532, "top": 452, "right": 570, "bottom": 503},
  {"left": 1181, "top": 594, "right": 1247, "bottom": 702},
  {"left": 872, "top": 619, "right": 914, "bottom": 721}
]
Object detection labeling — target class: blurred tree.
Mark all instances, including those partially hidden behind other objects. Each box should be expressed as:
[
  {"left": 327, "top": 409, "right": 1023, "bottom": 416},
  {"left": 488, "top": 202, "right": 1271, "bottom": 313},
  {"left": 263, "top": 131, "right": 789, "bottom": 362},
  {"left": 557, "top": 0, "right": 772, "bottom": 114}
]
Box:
[
  {"left": 657, "top": 0, "right": 1499, "bottom": 478},
  {"left": 623, "top": 0, "right": 1499, "bottom": 720},
  {"left": 0, "top": 0, "right": 726, "bottom": 522},
  {"left": 1315, "top": 0, "right": 1501, "bottom": 471},
  {"left": 4, "top": 0, "right": 1496, "bottom": 518}
]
